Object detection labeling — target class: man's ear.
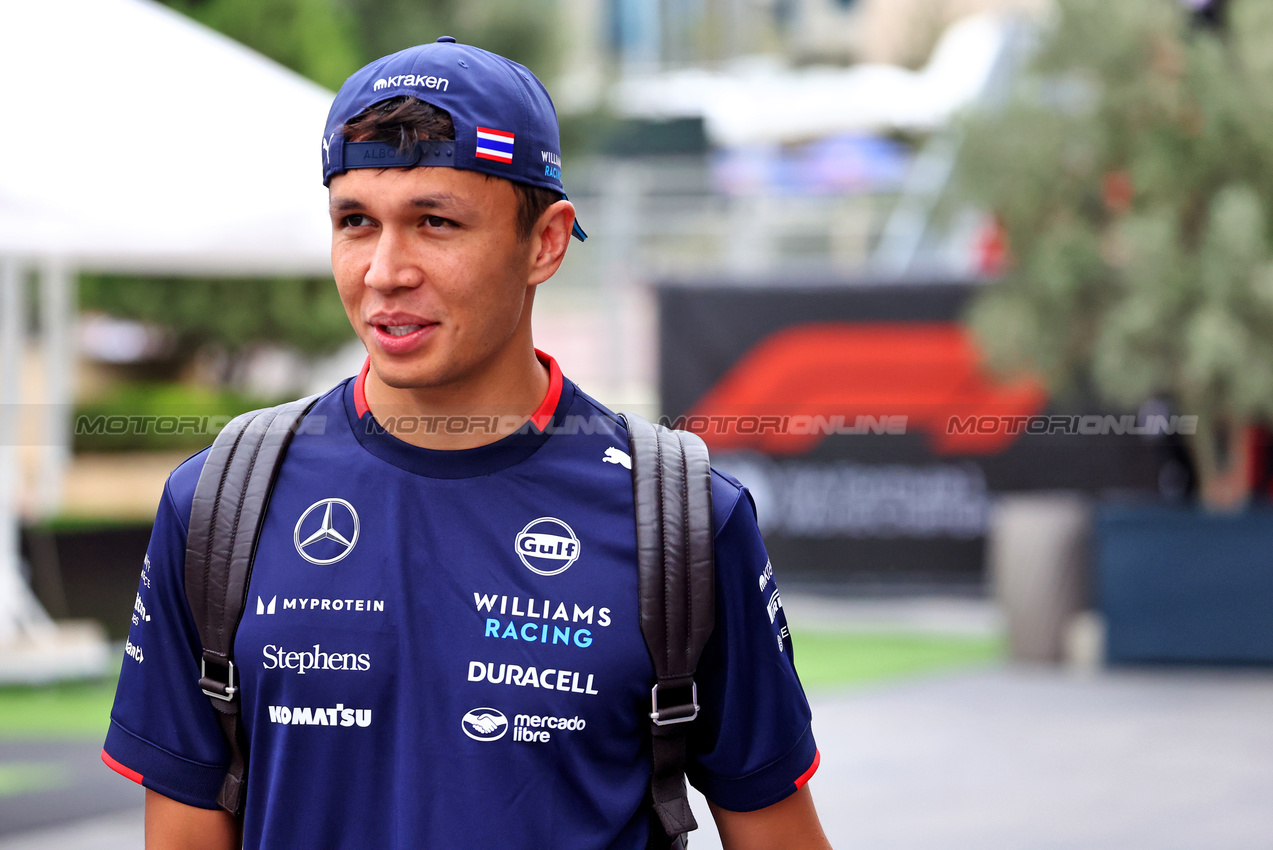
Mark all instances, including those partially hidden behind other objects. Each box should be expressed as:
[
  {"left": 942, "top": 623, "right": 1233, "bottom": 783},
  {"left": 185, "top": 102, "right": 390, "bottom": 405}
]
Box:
[{"left": 527, "top": 200, "right": 576, "bottom": 286}]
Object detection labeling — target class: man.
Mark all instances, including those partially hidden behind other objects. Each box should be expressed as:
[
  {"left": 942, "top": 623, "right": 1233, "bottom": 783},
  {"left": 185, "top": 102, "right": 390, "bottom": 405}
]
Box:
[{"left": 103, "top": 38, "right": 830, "bottom": 849}]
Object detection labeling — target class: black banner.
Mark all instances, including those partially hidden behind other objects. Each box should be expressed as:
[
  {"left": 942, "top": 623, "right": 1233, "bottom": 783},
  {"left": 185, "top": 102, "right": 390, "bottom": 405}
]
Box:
[{"left": 658, "top": 280, "right": 1189, "bottom": 586}]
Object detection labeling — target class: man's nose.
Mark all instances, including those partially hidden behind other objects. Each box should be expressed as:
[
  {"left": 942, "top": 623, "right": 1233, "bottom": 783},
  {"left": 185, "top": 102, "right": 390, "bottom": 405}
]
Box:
[{"left": 364, "top": 227, "right": 423, "bottom": 291}]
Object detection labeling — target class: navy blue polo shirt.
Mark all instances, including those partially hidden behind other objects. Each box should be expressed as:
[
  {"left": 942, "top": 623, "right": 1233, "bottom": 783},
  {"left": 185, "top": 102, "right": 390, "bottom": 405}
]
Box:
[{"left": 104, "top": 354, "right": 818, "bottom": 849}]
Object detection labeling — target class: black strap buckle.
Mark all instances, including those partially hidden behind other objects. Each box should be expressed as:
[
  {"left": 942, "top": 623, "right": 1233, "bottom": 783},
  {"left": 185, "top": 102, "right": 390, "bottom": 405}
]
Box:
[
  {"left": 200, "top": 655, "right": 238, "bottom": 702},
  {"left": 650, "top": 681, "right": 699, "bottom": 726}
]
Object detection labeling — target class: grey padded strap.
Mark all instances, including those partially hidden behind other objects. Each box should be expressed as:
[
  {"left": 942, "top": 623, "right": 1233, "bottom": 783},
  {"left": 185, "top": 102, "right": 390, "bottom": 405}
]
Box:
[
  {"left": 621, "top": 412, "right": 715, "bottom": 849},
  {"left": 184, "top": 394, "right": 319, "bottom": 814}
]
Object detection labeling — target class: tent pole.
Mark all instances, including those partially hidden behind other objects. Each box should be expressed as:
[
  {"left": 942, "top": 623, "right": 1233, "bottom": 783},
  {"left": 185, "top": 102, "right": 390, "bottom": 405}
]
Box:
[
  {"left": 36, "top": 258, "right": 74, "bottom": 517},
  {"left": 1, "top": 257, "right": 28, "bottom": 641},
  {"left": 0, "top": 257, "right": 106, "bottom": 683}
]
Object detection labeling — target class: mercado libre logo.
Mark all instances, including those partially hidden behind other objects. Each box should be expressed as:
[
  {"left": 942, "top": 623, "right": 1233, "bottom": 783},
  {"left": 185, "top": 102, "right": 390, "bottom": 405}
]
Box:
[
  {"left": 461, "top": 707, "right": 509, "bottom": 741},
  {"left": 515, "top": 518, "right": 581, "bottom": 577}
]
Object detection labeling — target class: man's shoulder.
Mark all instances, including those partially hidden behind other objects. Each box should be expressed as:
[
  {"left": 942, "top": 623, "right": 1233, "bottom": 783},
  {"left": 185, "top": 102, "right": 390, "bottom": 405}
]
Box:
[
  {"left": 562, "top": 381, "right": 747, "bottom": 535},
  {"left": 161, "top": 382, "right": 351, "bottom": 533},
  {"left": 562, "top": 381, "right": 624, "bottom": 430},
  {"left": 163, "top": 447, "right": 211, "bottom": 534}
]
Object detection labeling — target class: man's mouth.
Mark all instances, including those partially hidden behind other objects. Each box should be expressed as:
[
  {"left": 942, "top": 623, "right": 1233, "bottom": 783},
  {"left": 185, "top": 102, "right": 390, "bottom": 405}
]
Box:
[{"left": 380, "top": 324, "right": 425, "bottom": 337}]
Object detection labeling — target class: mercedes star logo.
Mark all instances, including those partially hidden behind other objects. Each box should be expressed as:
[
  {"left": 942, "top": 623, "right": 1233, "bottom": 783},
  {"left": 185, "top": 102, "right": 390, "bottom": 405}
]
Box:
[{"left": 294, "top": 498, "right": 360, "bottom": 565}]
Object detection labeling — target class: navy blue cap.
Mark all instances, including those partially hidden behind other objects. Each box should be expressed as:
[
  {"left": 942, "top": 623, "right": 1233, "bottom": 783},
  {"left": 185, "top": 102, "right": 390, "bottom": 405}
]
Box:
[{"left": 323, "top": 37, "right": 586, "bottom": 241}]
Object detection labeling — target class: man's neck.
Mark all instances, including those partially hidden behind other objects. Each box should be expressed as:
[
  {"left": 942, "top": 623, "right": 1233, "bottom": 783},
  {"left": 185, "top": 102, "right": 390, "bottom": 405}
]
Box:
[{"left": 363, "top": 349, "right": 552, "bottom": 450}]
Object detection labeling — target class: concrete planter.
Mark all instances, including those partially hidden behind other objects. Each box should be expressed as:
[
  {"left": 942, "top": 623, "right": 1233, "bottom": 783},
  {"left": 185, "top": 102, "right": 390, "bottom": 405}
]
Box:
[{"left": 989, "top": 493, "right": 1092, "bottom": 664}]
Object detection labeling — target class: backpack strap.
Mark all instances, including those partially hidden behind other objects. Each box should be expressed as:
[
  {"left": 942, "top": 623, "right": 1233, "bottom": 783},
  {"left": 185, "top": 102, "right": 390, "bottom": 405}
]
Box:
[
  {"left": 620, "top": 413, "right": 715, "bottom": 850},
  {"left": 184, "top": 394, "right": 319, "bottom": 816}
]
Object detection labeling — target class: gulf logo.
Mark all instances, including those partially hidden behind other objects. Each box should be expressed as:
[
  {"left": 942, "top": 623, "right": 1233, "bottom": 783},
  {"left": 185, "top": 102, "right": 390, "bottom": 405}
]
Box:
[{"left": 515, "top": 517, "right": 581, "bottom": 576}]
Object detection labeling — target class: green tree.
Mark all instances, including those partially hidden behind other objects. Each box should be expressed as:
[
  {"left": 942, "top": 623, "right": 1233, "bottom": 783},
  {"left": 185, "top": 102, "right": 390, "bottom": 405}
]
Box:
[
  {"left": 164, "top": 0, "right": 362, "bottom": 90},
  {"left": 953, "top": 0, "right": 1273, "bottom": 509},
  {"left": 79, "top": 274, "right": 353, "bottom": 376},
  {"left": 162, "top": 0, "right": 563, "bottom": 92},
  {"left": 340, "top": 0, "right": 561, "bottom": 81}
]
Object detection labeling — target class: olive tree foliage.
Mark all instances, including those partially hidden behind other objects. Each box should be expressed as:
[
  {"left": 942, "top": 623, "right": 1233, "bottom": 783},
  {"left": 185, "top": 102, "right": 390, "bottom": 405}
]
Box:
[{"left": 952, "top": 0, "right": 1273, "bottom": 507}]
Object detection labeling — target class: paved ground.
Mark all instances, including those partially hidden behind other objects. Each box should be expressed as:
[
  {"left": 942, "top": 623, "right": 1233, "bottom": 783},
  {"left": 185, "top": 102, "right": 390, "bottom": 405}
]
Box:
[
  {"left": 0, "top": 740, "right": 140, "bottom": 842},
  {"left": 4, "top": 663, "right": 1272, "bottom": 849},
  {"left": 0, "top": 809, "right": 141, "bottom": 850},
  {"left": 817, "top": 667, "right": 1273, "bottom": 850}
]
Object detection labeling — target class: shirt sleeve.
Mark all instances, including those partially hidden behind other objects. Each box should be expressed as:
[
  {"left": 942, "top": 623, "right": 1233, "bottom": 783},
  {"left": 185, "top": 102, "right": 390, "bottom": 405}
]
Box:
[
  {"left": 101, "top": 449, "right": 231, "bottom": 809},
  {"left": 684, "top": 471, "right": 820, "bottom": 812}
]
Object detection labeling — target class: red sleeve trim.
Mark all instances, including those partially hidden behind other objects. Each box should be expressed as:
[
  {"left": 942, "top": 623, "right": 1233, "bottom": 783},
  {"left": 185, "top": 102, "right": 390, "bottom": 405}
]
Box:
[
  {"left": 102, "top": 748, "right": 144, "bottom": 785},
  {"left": 794, "top": 749, "right": 820, "bottom": 789},
  {"left": 529, "top": 349, "right": 563, "bottom": 432},
  {"left": 354, "top": 356, "right": 371, "bottom": 418}
]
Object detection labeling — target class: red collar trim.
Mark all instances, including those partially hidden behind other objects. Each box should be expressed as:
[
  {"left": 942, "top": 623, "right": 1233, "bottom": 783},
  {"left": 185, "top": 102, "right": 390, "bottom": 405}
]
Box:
[
  {"left": 353, "top": 350, "right": 563, "bottom": 430},
  {"left": 530, "top": 348, "right": 564, "bottom": 432},
  {"left": 354, "top": 357, "right": 372, "bottom": 419}
]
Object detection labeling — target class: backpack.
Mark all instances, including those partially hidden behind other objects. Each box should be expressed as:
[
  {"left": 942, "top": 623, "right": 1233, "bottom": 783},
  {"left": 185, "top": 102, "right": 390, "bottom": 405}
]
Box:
[{"left": 184, "top": 396, "right": 714, "bottom": 850}]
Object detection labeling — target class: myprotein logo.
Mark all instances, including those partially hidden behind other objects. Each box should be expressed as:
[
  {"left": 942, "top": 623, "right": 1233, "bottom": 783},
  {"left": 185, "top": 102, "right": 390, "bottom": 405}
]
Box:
[
  {"left": 372, "top": 74, "right": 449, "bottom": 92},
  {"left": 256, "top": 595, "right": 386, "bottom": 615},
  {"left": 262, "top": 643, "right": 371, "bottom": 675},
  {"left": 294, "top": 498, "right": 360, "bottom": 565},
  {"left": 515, "top": 518, "right": 581, "bottom": 576},
  {"left": 461, "top": 707, "right": 508, "bottom": 741},
  {"left": 268, "top": 704, "right": 372, "bottom": 728}
]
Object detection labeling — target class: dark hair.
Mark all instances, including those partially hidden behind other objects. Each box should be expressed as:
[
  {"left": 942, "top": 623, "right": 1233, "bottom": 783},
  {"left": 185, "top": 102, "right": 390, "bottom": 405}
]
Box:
[{"left": 341, "top": 96, "right": 559, "bottom": 241}]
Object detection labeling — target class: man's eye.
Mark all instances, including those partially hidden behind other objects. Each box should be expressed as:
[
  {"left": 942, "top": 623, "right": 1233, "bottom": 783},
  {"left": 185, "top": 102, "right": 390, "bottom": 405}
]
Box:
[
  {"left": 342, "top": 214, "right": 371, "bottom": 228},
  {"left": 425, "top": 215, "right": 451, "bottom": 228}
]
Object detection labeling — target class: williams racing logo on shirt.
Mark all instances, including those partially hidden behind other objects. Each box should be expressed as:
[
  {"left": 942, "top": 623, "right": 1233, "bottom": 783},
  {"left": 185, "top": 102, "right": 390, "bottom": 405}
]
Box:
[{"left": 515, "top": 518, "right": 581, "bottom": 576}]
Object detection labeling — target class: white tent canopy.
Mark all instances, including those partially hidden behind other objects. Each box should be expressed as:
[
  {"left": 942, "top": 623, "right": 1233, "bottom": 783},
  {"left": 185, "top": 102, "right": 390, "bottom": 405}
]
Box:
[
  {"left": 0, "top": 0, "right": 334, "bottom": 274},
  {"left": 0, "top": 0, "right": 338, "bottom": 680}
]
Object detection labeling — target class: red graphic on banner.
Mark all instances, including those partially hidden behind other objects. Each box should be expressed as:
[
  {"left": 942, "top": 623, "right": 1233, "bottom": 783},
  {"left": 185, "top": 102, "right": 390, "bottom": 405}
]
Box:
[{"left": 686, "top": 322, "right": 1046, "bottom": 456}]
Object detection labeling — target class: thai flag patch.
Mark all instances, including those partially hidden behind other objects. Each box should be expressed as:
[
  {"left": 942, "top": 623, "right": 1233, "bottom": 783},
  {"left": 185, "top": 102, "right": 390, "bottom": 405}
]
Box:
[{"left": 475, "top": 127, "right": 515, "bottom": 163}]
